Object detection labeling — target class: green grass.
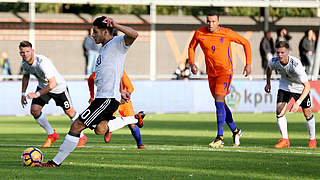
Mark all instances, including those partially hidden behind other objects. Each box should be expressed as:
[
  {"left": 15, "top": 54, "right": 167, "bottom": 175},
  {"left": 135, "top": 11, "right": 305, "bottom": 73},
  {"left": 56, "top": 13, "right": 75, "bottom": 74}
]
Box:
[{"left": 0, "top": 113, "right": 319, "bottom": 180}]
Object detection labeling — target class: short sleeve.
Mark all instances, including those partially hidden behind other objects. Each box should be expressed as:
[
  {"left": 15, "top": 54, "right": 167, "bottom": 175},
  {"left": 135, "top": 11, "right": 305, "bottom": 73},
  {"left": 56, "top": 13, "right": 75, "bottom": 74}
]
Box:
[
  {"left": 21, "top": 62, "right": 29, "bottom": 75},
  {"left": 118, "top": 35, "right": 130, "bottom": 52},
  {"left": 295, "top": 62, "right": 308, "bottom": 83},
  {"left": 267, "top": 58, "right": 275, "bottom": 70},
  {"left": 39, "top": 58, "right": 55, "bottom": 79}
]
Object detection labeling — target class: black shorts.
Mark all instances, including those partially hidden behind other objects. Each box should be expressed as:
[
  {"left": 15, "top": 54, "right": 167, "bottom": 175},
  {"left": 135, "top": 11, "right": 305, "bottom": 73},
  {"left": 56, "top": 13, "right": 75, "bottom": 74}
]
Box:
[
  {"left": 277, "top": 89, "right": 312, "bottom": 108},
  {"left": 32, "top": 87, "right": 73, "bottom": 110},
  {"left": 79, "top": 98, "right": 119, "bottom": 129}
]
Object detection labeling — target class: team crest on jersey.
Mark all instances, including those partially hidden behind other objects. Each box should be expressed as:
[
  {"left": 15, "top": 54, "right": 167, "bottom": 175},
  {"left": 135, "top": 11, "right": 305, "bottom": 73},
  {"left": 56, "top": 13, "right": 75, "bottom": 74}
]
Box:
[
  {"left": 219, "top": 37, "right": 224, "bottom": 43},
  {"left": 96, "top": 55, "right": 102, "bottom": 66}
]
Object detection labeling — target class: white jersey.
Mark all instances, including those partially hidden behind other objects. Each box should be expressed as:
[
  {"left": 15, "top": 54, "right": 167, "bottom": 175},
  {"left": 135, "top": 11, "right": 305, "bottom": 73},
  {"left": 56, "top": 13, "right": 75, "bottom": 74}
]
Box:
[
  {"left": 94, "top": 35, "right": 130, "bottom": 101},
  {"left": 22, "top": 54, "right": 67, "bottom": 94},
  {"left": 268, "top": 55, "right": 308, "bottom": 93}
]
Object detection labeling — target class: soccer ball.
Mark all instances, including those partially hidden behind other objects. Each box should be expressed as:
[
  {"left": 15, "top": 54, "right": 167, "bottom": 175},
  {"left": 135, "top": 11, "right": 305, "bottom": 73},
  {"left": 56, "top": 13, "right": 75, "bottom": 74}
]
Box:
[{"left": 21, "top": 147, "right": 43, "bottom": 167}]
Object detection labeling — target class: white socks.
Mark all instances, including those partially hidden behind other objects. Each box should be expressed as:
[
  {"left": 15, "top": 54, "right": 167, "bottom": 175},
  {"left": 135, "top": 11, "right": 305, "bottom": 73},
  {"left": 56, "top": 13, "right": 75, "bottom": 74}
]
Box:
[
  {"left": 52, "top": 134, "right": 79, "bottom": 165},
  {"left": 277, "top": 115, "right": 288, "bottom": 139},
  {"left": 35, "top": 112, "right": 54, "bottom": 135},
  {"left": 306, "top": 115, "right": 316, "bottom": 140},
  {"left": 108, "top": 116, "right": 138, "bottom": 132}
]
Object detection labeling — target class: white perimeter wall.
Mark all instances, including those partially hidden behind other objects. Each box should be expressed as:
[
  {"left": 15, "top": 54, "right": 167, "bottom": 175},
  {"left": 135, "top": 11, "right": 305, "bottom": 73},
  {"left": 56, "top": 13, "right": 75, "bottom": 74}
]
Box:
[{"left": 0, "top": 80, "right": 289, "bottom": 116}]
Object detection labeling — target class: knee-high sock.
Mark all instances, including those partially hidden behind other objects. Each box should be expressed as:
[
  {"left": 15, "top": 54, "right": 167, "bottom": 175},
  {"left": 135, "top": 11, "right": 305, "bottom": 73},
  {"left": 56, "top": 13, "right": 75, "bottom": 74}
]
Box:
[
  {"left": 225, "top": 104, "right": 237, "bottom": 132},
  {"left": 277, "top": 115, "right": 288, "bottom": 139},
  {"left": 215, "top": 101, "right": 226, "bottom": 136},
  {"left": 108, "top": 116, "right": 138, "bottom": 132},
  {"left": 35, "top": 112, "right": 54, "bottom": 135},
  {"left": 52, "top": 132, "right": 79, "bottom": 165},
  {"left": 70, "top": 112, "right": 84, "bottom": 138},
  {"left": 306, "top": 114, "right": 316, "bottom": 140},
  {"left": 130, "top": 126, "right": 143, "bottom": 146}
]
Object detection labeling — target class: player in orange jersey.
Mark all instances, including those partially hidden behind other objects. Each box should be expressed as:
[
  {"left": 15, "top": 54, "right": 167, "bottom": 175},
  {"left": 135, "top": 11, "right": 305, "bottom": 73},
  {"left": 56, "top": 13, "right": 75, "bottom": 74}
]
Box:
[
  {"left": 88, "top": 70, "right": 145, "bottom": 149},
  {"left": 188, "top": 11, "right": 252, "bottom": 148}
]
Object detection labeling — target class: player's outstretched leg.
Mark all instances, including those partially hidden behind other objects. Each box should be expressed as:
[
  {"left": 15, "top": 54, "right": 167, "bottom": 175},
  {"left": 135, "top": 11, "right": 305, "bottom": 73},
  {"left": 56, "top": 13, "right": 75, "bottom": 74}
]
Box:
[
  {"left": 105, "top": 111, "right": 146, "bottom": 143},
  {"left": 42, "top": 130, "right": 81, "bottom": 167}
]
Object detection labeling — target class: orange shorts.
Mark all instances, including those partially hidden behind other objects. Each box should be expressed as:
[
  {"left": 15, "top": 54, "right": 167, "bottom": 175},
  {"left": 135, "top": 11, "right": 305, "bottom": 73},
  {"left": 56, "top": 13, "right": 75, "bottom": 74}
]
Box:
[
  {"left": 208, "top": 75, "right": 233, "bottom": 96},
  {"left": 112, "top": 100, "right": 135, "bottom": 117}
]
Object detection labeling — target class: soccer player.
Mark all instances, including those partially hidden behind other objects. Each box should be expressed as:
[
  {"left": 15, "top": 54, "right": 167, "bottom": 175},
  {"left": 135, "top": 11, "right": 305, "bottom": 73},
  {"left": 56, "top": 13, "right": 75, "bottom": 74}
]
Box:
[
  {"left": 88, "top": 70, "right": 145, "bottom": 149},
  {"left": 188, "top": 12, "right": 252, "bottom": 148},
  {"left": 265, "top": 41, "right": 317, "bottom": 149},
  {"left": 42, "top": 16, "right": 144, "bottom": 167},
  {"left": 19, "top": 41, "right": 87, "bottom": 147}
]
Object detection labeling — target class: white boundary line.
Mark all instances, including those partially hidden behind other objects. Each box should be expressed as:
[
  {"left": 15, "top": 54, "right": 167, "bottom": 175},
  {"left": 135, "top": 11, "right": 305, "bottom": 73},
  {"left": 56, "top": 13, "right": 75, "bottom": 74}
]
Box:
[{"left": 2, "top": 144, "right": 320, "bottom": 155}]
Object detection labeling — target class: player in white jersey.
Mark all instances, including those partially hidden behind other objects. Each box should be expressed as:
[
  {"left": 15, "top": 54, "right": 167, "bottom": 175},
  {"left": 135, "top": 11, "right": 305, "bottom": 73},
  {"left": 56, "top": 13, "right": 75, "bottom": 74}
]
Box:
[
  {"left": 42, "top": 16, "right": 144, "bottom": 167},
  {"left": 265, "top": 41, "right": 317, "bottom": 149},
  {"left": 19, "top": 41, "right": 87, "bottom": 147}
]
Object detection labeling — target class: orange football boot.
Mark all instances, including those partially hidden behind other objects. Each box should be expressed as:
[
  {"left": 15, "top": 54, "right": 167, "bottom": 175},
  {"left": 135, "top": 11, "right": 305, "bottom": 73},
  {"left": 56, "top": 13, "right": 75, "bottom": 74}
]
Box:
[
  {"left": 309, "top": 139, "right": 317, "bottom": 149},
  {"left": 104, "top": 132, "right": 112, "bottom": 143},
  {"left": 41, "top": 130, "right": 59, "bottom": 147},
  {"left": 135, "top": 111, "right": 145, "bottom": 128},
  {"left": 77, "top": 134, "right": 87, "bottom": 147},
  {"left": 274, "top": 138, "right": 290, "bottom": 149}
]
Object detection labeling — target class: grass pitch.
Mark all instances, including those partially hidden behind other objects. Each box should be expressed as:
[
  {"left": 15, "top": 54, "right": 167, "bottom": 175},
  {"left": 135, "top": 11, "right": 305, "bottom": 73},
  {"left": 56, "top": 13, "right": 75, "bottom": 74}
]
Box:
[{"left": 0, "top": 113, "right": 319, "bottom": 180}]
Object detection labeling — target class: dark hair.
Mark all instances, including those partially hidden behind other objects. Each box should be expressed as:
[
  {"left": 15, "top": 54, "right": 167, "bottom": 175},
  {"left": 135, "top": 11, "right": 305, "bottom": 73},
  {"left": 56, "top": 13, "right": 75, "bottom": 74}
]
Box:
[
  {"left": 112, "top": 29, "right": 118, "bottom": 36},
  {"left": 93, "top": 16, "right": 114, "bottom": 35},
  {"left": 207, "top": 11, "right": 219, "bottom": 20},
  {"left": 19, "top": 41, "right": 32, "bottom": 48},
  {"left": 264, "top": 30, "right": 271, "bottom": 36},
  {"left": 275, "top": 41, "right": 289, "bottom": 49}
]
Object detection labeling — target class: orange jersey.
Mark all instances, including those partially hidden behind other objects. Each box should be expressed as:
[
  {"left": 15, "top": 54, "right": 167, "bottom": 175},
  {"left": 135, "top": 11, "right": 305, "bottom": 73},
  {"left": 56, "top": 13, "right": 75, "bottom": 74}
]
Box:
[
  {"left": 188, "top": 26, "right": 251, "bottom": 77},
  {"left": 88, "top": 70, "right": 134, "bottom": 99},
  {"left": 88, "top": 72, "right": 95, "bottom": 100},
  {"left": 121, "top": 70, "right": 134, "bottom": 94}
]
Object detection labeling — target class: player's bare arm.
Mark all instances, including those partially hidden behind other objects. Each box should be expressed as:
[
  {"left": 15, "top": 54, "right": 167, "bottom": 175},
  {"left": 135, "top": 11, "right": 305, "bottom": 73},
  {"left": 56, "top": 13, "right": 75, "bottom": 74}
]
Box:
[
  {"left": 243, "top": 64, "right": 251, "bottom": 77},
  {"left": 264, "top": 66, "right": 272, "bottom": 93},
  {"left": 103, "top": 17, "right": 138, "bottom": 46},
  {"left": 120, "top": 90, "right": 131, "bottom": 104},
  {"left": 190, "top": 64, "right": 198, "bottom": 74},
  {"left": 27, "top": 77, "right": 57, "bottom": 99},
  {"left": 291, "top": 81, "right": 310, "bottom": 112},
  {"left": 21, "top": 74, "right": 30, "bottom": 107}
]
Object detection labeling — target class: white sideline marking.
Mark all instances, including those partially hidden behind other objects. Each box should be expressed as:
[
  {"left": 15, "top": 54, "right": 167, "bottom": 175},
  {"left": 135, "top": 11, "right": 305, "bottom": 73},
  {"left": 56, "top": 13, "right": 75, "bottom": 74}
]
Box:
[{"left": 1, "top": 144, "right": 320, "bottom": 155}]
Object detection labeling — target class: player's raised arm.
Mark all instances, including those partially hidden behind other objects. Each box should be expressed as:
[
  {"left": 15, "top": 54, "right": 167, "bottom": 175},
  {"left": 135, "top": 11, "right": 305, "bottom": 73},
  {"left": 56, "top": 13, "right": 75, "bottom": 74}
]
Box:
[
  {"left": 103, "top": 17, "right": 138, "bottom": 46},
  {"left": 188, "top": 31, "right": 199, "bottom": 74}
]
